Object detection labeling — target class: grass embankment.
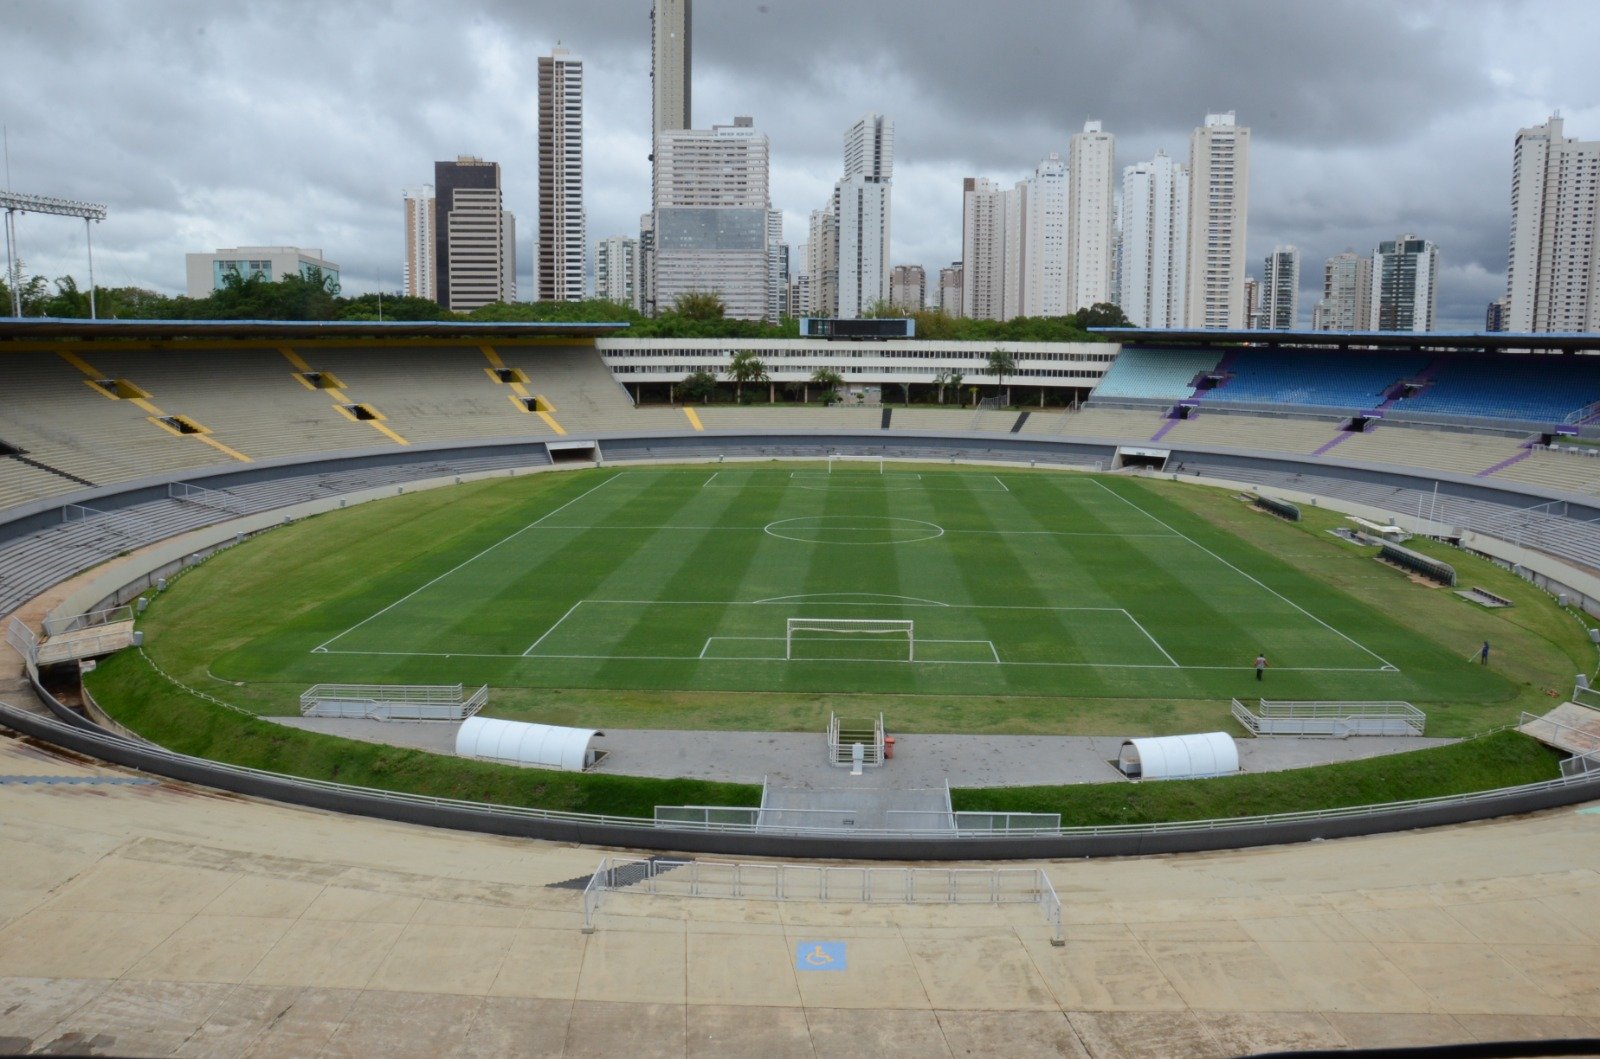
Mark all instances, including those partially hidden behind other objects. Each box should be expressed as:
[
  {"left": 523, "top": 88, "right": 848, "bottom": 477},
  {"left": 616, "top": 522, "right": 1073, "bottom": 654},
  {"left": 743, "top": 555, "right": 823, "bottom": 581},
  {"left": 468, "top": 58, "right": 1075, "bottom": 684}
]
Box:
[
  {"left": 951, "top": 731, "right": 1563, "bottom": 824},
  {"left": 85, "top": 649, "right": 760, "bottom": 818}
]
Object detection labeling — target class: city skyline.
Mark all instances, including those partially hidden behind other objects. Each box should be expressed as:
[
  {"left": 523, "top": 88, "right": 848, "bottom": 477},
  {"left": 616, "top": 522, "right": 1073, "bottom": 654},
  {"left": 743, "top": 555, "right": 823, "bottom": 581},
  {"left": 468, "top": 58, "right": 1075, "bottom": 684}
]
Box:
[{"left": 2, "top": 1, "right": 1597, "bottom": 328}]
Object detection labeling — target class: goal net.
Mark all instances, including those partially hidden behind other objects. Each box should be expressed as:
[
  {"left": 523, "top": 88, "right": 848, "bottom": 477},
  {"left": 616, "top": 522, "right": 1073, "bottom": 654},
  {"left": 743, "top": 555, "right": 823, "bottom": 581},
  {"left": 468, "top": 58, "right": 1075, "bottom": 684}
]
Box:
[
  {"left": 786, "top": 618, "right": 914, "bottom": 661},
  {"left": 827, "top": 454, "right": 885, "bottom": 474}
]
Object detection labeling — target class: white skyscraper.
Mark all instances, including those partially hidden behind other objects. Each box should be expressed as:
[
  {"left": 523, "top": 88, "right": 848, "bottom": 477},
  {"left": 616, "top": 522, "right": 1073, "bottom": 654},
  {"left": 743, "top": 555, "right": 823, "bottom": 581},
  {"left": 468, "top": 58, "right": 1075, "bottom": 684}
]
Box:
[
  {"left": 1260, "top": 246, "right": 1300, "bottom": 330},
  {"left": 1371, "top": 234, "right": 1438, "bottom": 332},
  {"left": 1067, "top": 120, "right": 1116, "bottom": 311},
  {"left": 807, "top": 206, "right": 839, "bottom": 318},
  {"left": 402, "top": 186, "right": 435, "bottom": 301},
  {"left": 1506, "top": 116, "right": 1600, "bottom": 333},
  {"left": 645, "top": 0, "right": 692, "bottom": 314},
  {"left": 1313, "top": 251, "right": 1372, "bottom": 331},
  {"left": 595, "top": 235, "right": 639, "bottom": 308},
  {"left": 1184, "top": 112, "right": 1251, "bottom": 328},
  {"left": 1118, "top": 151, "right": 1188, "bottom": 328},
  {"left": 835, "top": 113, "right": 894, "bottom": 318},
  {"left": 962, "top": 177, "right": 1011, "bottom": 321},
  {"left": 537, "top": 47, "right": 585, "bottom": 302},
  {"left": 889, "top": 264, "right": 926, "bottom": 311},
  {"left": 1020, "top": 153, "right": 1068, "bottom": 317},
  {"left": 652, "top": 117, "right": 775, "bottom": 320}
]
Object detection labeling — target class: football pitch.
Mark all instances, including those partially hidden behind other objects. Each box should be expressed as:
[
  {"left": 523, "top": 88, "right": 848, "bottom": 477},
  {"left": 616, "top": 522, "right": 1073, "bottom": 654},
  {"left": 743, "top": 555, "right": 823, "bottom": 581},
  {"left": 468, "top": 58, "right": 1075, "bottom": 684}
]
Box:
[{"left": 196, "top": 465, "right": 1481, "bottom": 704}]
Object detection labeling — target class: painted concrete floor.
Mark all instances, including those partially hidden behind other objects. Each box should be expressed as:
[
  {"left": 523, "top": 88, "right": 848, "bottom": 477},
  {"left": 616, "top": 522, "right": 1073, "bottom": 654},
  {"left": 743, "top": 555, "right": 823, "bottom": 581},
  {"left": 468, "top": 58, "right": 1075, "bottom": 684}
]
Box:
[{"left": 1, "top": 733, "right": 1599, "bottom": 1057}]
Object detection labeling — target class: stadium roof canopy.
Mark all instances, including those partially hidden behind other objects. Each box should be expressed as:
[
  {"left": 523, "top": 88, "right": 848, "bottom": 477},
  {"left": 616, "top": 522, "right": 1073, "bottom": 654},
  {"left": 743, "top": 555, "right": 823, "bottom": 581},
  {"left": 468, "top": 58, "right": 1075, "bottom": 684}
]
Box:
[
  {"left": 0, "top": 318, "right": 632, "bottom": 343},
  {"left": 1089, "top": 327, "right": 1600, "bottom": 355}
]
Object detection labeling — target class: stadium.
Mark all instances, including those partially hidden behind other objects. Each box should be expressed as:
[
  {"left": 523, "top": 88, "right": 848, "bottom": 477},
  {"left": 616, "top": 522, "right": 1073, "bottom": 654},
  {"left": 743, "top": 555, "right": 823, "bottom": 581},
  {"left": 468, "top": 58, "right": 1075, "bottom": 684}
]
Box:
[{"left": 4, "top": 319, "right": 1600, "bottom": 1052}]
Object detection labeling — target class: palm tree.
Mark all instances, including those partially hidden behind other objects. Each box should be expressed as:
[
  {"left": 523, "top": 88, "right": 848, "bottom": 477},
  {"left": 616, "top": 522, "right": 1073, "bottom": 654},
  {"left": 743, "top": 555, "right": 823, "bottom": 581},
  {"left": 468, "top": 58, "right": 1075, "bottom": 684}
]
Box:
[
  {"left": 810, "top": 367, "right": 844, "bottom": 405},
  {"left": 726, "top": 349, "right": 768, "bottom": 402},
  {"left": 986, "top": 348, "right": 1016, "bottom": 406}
]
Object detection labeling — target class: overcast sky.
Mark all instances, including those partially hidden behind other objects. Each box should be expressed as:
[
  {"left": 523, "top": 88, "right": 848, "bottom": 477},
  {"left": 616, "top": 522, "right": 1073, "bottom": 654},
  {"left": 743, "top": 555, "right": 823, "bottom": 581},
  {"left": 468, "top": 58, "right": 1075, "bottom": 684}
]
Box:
[{"left": 2, "top": 0, "right": 1597, "bottom": 328}]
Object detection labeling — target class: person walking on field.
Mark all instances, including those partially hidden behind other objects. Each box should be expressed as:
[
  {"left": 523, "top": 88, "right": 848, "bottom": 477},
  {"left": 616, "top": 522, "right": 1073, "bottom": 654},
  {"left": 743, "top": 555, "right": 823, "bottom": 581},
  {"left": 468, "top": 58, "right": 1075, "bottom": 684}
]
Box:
[
  {"left": 1479, "top": 640, "right": 1490, "bottom": 665},
  {"left": 1254, "top": 652, "right": 1268, "bottom": 681}
]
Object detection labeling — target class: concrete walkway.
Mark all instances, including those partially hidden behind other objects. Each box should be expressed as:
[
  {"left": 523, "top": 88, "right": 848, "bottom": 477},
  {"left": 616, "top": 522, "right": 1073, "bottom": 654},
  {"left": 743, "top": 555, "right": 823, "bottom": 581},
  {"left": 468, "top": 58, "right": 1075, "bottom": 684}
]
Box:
[
  {"left": 269, "top": 715, "right": 1456, "bottom": 788},
  {"left": 2, "top": 732, "right": 1599, "bottom": 1057}
]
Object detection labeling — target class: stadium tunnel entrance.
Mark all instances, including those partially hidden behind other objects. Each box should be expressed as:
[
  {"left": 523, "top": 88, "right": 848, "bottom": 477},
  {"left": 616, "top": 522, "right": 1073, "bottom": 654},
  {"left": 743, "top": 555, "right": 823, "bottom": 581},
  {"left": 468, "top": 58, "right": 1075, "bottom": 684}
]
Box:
[{"left": 546, "top": 439, "right": 599, "bottom": 465}]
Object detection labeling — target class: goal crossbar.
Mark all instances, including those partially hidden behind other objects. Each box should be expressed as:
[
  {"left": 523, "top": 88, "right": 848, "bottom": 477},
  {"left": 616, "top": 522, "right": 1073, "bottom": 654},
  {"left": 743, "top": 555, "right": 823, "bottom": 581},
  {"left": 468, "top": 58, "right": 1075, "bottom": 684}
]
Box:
[
  {"left": 786, "top": 617, "right": 914, "bottom": 660},
  {"left": 826, "top": 454, "right": 884, "bottom": 473}
]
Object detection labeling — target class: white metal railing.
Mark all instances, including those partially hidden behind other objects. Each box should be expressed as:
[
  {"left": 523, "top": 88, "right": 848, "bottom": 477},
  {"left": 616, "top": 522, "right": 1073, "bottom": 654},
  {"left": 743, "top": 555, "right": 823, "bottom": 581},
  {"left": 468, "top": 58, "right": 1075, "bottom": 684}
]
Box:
[
  {"left": 826, "top": 711, "right": 885, "bottom": 768},
  {"left": 1233, "top": 698, "right": 1427, "bottom": 737},
  {"left": 1519, "top": 709, "right": 1600, "bottom": 757},
  {"left": 580, "top": 856, "right": 1064, "bottom": 944},
  {"left": 298, "top": 683, "right": 488, "bottom": 721},
  {"left": 43, "top": 604, "right": 134, "bottom": 637},
  {"left": 5, "top": 617, "right": 39, "bottom": 666},
  {"left": 169, "top": 480, "right": 249, "bottom": 513}
]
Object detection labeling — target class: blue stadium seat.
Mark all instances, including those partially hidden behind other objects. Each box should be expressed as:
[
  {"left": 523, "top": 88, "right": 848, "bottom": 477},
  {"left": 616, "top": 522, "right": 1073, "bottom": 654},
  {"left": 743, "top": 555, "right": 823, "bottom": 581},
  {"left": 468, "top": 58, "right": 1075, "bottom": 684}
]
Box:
[
  {"left": 1394, "top": 356, "right": 1600, "bottom": 423},
  {"left": 1198, "top": 350, "right": 1431, "bottom": 409},
  {"left": 1091, "top": 348, "right": 1222, "bottom": 400}
]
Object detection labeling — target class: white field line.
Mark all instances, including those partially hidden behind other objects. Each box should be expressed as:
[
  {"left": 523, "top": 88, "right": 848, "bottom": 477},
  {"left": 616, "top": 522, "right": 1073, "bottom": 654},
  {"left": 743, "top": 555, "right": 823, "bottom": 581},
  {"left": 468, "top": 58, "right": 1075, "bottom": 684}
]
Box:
[
  {"left": 521, "top": 601, "right": 585, "bottom": 656},
  {"left": 315, "top": 646, "right": 1390, "bottom": 672},
  {"left": 1120, "top": 608, "right": 1180, "bottom": 667},
  {"left": 560, "top": 598, "right": 1135, "bottom": 611},
  {"left": 312, "top": 473, "right": 622, "bottom": 652},
  {"left": 508, "top": 523, "right": 1177, "bottom": 538},
  {"left": 992, "top": 475, "right": 1010, "bottom": 492},
  {"left": 703, "top": 471, "right": 719, "bottom": 487},
  {"left": 1089, "top": 478, "right": 1400, "bottom": 671}
]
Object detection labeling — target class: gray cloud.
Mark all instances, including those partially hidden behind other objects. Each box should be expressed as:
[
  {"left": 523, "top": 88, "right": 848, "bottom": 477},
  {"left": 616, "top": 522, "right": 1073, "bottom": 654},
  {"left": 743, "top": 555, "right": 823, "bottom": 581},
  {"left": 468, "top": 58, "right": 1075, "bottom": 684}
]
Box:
[{"left": 2, "top": 0, "right": 1596, "bottom": 328}]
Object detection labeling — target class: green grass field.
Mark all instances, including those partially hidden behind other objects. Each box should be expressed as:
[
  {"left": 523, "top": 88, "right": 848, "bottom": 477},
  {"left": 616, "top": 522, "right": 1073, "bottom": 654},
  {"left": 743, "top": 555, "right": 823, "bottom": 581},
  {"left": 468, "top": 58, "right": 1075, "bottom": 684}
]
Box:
[
  {"left": 122, "top": 463, "right": 1594, "bottom": 739},
  {"left": 87, "top": 462, "right": 1597, "bottom": 821}
]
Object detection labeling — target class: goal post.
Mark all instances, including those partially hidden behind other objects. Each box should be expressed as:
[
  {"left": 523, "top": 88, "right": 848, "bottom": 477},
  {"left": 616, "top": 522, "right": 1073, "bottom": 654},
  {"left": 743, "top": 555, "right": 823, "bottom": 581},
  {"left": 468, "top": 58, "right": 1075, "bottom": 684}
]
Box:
[
  {"left": 786, "top": 617, "right": 914, "bottom": 661},
  {"left": 826, "top": 454, "right": 885, "bottom": 474}
]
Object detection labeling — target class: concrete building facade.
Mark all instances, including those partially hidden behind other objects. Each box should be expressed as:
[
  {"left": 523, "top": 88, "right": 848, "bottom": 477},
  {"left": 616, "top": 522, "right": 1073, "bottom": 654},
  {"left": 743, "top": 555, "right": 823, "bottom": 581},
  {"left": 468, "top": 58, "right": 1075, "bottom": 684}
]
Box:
[
  {"left": 961, "top": 177, "right": 1011, "bottom": 320},
  {"left": 402, "top": 188, "right": 435, "bottom": 301},
  {"left": 1260, "top": 245, "right": 1300, "bottom": 330},
  {"left": 652, "top": 117, "right": 775, "bottom": 320},
  {"left": 595, "top": 235, "right": 639, "bottom": 308},
  {"left": 889, "top": 264, "right": 926, "bottom": 311},
  {"left": 1020, "top": 153, "right": 1068, "bottom": 318},
  {"left": 1184, "top": 112, "right": 1251, "bottom": 329},
  {"left": 1118, "top": 151, "right": 1188, "bottom": 329},
  {"left": 1372, "top": 234, "right": 1438, "bottom": 332},
  {"left": 184, "top": 246, "right": 339, "bottom": 299},
  {"left": 1506, "top": 115, "right": 1600, "bottom": 332},
  {"left": 1313, "top": 251, "right": 1372, "bottom": 332},
  {"left": 1067, "top": 120, "right": 1116, "bottom": 311},
  {"left": 835, "top": 113, "right": 894, "bottom": 318},
  {"left": 537, "top": 47, "right": 586, "bottom": 302},
  {"left": 433, "top": 156, "right": 511, "bottom": 312}
]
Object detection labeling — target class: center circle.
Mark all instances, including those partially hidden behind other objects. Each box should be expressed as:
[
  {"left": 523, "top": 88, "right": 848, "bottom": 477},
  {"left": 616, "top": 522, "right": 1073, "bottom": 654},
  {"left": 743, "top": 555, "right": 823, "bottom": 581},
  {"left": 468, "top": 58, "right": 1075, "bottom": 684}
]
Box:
[{"left": 764, "top": 515, "right": 945, "bottom": 545}]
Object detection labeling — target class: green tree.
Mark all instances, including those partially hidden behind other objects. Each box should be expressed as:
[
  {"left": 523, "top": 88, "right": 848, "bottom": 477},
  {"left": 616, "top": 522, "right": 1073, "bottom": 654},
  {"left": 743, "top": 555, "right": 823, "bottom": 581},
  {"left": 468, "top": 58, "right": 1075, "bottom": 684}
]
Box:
[
  {"left": 726, "top": 349, "right": 769, "bottom": 402},
  {"left": 932, "top": 369, "right": 955, "bottom": 405},
  {"left": 986, "top": 348, "right": 1016, "bottom": 404},
  {"left": 810, "top": 367, "right": 843, "bottom": 405},
  {"left": 676, "top": 368, "right": 719, "bottom": 404},
  {"left": 1072, "top": 302, "right": 1131, "bottom": 329},
  {"left": 673, "top": 290, "right": 726, "bottom": 321}
]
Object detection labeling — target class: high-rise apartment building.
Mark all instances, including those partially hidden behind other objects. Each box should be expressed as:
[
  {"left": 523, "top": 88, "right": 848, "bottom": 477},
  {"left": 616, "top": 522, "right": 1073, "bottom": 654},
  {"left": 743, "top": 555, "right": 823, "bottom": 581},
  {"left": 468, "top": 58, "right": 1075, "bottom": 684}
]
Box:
[
  {"left": 652, "top": 117, "right": 775, "bottom": 320},
  {"left": 1371, "top": 234, "right": 1438, "bottom": 332},
  {"left": 807, "top": 207, "right": 839, "bottom": 318},
  {"left": 1242, "top": 276, "right": 1261, "bottom": 329},
  {"left": 1118, "top": 151, "right": 1188, "bottom": 328},
  {"left": 1486, "top": 297, "right": 1508, "bottom": 332},
  {"left": 537, "top": 47, "right": 586, "bottom": 302},
  {"left": 835, "top": 113, "right": 894, "bottom": 318},
  {"left": 651, "top": 0, "right": 691, "bottom": 140},
  {"left": 1184, "top": 112, "right": 1251, "bottom": 328},
  {"left": 1260, "top": 245, "right": 1300, "bottom": 330},
  {"left": 645, "top": 0, "right": 692, "bottom": 314},
  {"left": 433, "top": 156, "right": 511, "bottom": 311},
  {"left": 403, "top": 187, "right": 436, "bottom": 300},
  {"left": 1067, "top": 120, "right": 1116, "bottom": 311},
  {"left": 595, "top": 235, "right": 639, "bottom": 308},
  {"left": 890, "top": 264, "right": 926, "bottom": 311},
  {"left": 501, "top": 212, "right": 517, "bottom": 303},
  {"left": 962, "top": 177, "right": 1011, "bottom": 320},
  {"left": 1020, "top": 153, "right": 1068, "bottom": 317},
  {"left": 1506, "top": 116, "right": 1600, "bottom": 332},
  {"left": 1312, "top": 251, "right": 1372, "bottom": 331},
  {"left": 938, "top": 262, "right": 963, "bottom": 316}
]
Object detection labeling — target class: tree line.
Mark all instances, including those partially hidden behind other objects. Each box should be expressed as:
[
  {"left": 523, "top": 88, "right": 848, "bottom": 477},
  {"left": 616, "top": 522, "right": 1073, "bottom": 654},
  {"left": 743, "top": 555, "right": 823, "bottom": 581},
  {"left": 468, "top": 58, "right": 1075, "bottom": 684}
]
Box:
[{"left": 1, "top": 268, "right": 1127, "bottom": 339}]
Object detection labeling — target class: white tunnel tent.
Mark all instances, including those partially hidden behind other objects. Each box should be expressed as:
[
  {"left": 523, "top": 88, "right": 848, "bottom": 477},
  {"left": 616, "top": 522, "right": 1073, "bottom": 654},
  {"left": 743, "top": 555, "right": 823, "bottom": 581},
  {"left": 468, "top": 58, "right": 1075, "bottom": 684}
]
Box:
[
  {"left": 455, "top": 717, "right": 605, "bottom": 772},
  {"left": 1117, "top": 732, "right": 1238, "bottom": 780}
]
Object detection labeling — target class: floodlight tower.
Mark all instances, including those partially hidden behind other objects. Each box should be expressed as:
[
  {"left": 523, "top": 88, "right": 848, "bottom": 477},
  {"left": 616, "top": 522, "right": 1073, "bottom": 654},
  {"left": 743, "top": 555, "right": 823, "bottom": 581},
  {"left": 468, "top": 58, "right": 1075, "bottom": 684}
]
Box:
[{"left": 1, "top": 191, "right": 109, "bottom": 319}]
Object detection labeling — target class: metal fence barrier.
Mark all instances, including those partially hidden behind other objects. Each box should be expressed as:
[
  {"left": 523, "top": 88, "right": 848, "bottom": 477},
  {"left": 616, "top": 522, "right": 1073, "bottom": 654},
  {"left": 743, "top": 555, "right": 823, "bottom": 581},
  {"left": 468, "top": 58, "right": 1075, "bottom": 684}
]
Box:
[{"left": 581, "top": 856, "right": 1064, "bottom": 944}]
